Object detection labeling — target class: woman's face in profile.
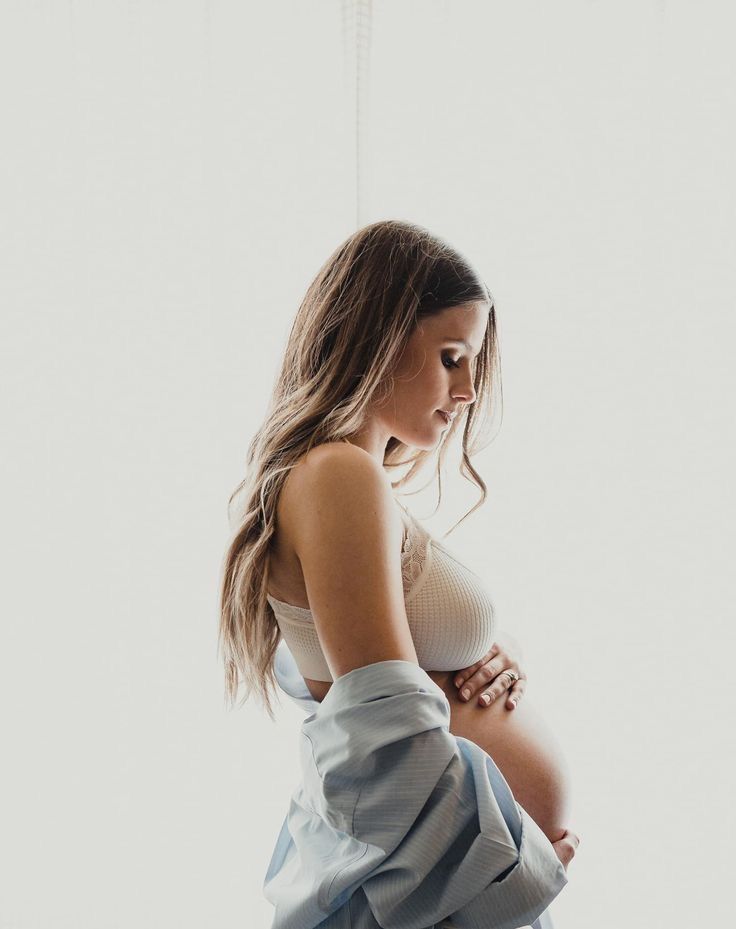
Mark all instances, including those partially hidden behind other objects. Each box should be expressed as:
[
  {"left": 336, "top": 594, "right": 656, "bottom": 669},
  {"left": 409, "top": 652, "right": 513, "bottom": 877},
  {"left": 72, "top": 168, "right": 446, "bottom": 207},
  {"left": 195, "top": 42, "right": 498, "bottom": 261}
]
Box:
[{"left": 380, "top": 301, "right": 489, "bottom": 450}]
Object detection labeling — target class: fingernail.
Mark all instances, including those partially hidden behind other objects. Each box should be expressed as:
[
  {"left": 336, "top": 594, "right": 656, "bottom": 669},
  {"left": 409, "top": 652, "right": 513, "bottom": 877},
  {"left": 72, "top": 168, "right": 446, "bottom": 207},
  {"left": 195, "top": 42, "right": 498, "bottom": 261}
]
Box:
[
  {"left": 480, "top": 694, "right": 491, "bottom": 705},
  {"left": 461, "top": 688, "right": 470, "bottom": 700},
  {"left": 454, "top": 678, "right": 463, "bottom": 688},
  {"left": 509, "top": 699, "right": 517, "bottom": 708}
]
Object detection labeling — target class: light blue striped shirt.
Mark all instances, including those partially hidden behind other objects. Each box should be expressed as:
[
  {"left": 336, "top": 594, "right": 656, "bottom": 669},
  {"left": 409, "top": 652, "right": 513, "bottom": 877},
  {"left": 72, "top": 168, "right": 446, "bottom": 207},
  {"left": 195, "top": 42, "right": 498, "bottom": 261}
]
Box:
[{"left": 263, "top": 640, "right": 568, "bottom": 929}]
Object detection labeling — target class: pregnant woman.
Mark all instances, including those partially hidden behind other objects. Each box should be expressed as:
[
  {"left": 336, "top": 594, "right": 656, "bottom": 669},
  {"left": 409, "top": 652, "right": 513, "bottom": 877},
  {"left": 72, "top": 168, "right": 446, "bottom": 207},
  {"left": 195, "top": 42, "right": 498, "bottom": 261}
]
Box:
[
  {"left": 219, "top": 219, "right": 580, "bottom": 927},
  {"left": 268, "top": 472, "right": 573, "bottom": 850}
]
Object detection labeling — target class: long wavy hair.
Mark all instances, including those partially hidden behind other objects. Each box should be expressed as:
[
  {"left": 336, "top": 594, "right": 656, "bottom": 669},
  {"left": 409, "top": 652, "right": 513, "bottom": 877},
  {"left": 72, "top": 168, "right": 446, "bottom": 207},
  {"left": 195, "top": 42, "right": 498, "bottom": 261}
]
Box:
[{"left": 218, "top": 219, "right": 503, "bottom": 718}]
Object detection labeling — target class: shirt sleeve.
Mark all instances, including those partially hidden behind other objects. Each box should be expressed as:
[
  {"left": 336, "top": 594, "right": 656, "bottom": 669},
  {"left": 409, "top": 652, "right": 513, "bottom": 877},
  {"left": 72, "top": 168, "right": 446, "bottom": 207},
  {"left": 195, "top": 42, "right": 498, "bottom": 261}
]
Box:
[{"left": 266, "top": 652, "right": 568, "bottom": 929}]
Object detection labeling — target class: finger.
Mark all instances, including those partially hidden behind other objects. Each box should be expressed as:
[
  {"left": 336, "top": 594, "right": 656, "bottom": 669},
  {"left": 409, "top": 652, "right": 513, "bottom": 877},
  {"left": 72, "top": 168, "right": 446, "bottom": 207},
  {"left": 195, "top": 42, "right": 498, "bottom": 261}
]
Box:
[
  {"left": 505, "top": 677, "right": 527, "bottom": 710},
  {"left": 551, "top": 834, "right": 576, "bottom": 871},
  {"left": 454, "top": 646, "right": 501, "bottom": 689},
  {"left": 458, "top": 659, "right": 506, "bottom": 700},
  {"left": 563, "top": 833, "right": 579, "bottom": 864},
  {"left": 478, "top": 670, "right": 521, "bottom": 707}
]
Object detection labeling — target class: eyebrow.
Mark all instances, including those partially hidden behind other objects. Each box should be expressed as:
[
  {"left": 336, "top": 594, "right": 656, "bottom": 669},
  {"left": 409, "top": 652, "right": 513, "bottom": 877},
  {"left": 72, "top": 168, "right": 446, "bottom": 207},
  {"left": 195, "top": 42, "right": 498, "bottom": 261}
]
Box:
[{"left": 443, "top": 337, "right": 481, "bottom": 356}]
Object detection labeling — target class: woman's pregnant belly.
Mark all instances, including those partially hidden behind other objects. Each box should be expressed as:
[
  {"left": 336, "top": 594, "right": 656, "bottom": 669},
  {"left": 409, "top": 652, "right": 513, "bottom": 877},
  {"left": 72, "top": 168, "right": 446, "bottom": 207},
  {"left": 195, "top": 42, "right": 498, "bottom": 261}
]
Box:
[
  {"left": 306, "top": 669, "right": 571, "bottom": 845},
  {"left": 426, "top": 669, "right": 572, "bottom": 845}
]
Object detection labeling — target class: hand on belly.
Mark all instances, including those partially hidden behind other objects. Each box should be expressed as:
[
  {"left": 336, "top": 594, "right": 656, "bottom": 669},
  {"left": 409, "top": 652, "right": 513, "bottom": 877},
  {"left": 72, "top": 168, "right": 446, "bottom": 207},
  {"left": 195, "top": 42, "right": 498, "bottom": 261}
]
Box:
[{"left": 426, "top": 669, "right": 572, "bottom": 845}]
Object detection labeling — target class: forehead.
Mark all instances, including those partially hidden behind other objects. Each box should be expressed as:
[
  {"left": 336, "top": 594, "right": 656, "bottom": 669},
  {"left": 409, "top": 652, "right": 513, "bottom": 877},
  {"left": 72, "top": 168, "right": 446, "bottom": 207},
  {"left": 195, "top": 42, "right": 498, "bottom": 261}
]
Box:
[{"left": 416, "top": 302, "right": 490, "bottom": 351}]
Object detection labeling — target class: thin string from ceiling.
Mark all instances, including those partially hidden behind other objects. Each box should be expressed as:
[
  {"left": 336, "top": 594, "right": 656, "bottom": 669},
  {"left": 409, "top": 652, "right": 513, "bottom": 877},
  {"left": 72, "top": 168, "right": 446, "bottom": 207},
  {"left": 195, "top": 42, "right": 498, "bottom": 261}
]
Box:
[{"left": 341, "top": 0, "right": 372, "bottom": 229}]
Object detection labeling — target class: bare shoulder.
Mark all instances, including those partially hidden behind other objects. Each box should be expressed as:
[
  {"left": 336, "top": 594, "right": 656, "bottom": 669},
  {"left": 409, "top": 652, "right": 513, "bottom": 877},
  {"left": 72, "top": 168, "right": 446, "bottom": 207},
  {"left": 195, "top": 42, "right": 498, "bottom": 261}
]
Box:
[
  {"left": 291, "top": 440, "right": 385, "bottom": 484},
  {"left": 281, "top": 441, "right": 397, "bottom": 541},
  {"left": 280, "top": 441, "right": 416, "bottom": 679}
]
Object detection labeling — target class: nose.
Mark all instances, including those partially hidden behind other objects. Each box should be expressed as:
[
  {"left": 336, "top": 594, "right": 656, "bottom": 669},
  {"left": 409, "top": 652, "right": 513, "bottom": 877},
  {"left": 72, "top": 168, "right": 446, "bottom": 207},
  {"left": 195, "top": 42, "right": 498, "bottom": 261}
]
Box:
[{"left": 452, "top": 368, "right": 476, "bottom": 406}]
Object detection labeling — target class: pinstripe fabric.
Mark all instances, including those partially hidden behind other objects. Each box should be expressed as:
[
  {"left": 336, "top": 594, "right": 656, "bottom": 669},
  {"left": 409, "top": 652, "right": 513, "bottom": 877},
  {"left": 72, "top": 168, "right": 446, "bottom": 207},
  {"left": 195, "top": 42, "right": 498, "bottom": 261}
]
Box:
[{"left": 264, "top": 644, "right": 567, "bottom": 929}]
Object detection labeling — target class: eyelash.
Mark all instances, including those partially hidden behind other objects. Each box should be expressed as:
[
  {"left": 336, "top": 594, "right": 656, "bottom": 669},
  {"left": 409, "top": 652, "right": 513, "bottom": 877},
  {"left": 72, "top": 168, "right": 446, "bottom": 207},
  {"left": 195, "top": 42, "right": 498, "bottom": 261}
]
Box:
[{"left": 442, "top": 354, "right": 461, "bottom": 369}]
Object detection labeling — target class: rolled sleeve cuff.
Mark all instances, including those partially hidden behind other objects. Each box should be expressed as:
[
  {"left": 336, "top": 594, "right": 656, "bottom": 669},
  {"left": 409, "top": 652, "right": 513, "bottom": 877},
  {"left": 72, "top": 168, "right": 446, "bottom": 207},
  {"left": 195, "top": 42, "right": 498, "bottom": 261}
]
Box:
[{"left": 448, "top": 804, "right": 569, "bottom": 929}]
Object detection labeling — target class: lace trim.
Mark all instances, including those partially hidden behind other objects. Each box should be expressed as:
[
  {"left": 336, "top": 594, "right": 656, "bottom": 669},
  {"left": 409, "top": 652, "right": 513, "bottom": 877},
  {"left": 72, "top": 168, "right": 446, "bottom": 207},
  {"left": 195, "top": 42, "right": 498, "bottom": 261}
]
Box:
[{"left": 400, "top": 512, "right": 429, "bottom": 594}]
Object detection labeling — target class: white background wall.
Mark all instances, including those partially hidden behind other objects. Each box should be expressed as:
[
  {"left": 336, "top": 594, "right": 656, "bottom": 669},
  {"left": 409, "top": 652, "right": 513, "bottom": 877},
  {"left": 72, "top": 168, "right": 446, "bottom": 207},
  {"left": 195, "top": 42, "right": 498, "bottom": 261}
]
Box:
[{"left": 1, "top": 2, "right": 734, "bottom": 927}]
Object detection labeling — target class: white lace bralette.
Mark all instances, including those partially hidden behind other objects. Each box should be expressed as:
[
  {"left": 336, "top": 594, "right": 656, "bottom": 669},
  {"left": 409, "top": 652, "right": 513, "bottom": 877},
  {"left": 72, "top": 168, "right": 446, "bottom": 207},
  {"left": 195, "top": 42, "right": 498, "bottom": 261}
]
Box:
[{"left": 267, "top": 500, "right": 496, "bottom": 682}]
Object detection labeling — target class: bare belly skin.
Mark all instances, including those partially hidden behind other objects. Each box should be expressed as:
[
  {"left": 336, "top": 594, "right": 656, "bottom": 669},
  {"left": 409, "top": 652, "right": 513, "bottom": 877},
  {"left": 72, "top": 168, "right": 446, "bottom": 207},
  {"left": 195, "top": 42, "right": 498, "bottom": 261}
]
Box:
[
  {"left": 426, "top": 669, "right": 572, "bottom": 844},
  {"left": 304, "top": 669, "right": 572, "bottom": 845}
]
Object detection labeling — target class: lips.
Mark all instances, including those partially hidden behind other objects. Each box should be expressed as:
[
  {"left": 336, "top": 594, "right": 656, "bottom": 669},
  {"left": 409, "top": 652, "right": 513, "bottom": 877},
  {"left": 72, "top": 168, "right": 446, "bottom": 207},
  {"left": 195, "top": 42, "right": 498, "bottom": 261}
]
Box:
[{"left": 437, "top": 410, "right": 453, "bottom": 425}]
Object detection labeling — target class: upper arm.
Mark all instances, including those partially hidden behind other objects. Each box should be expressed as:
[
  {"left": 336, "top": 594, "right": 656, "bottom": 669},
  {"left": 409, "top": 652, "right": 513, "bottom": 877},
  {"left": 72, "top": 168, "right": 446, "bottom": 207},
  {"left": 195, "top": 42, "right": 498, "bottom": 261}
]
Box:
[{"left": 287, "top": 443, "right": 419, "bottom": 680}]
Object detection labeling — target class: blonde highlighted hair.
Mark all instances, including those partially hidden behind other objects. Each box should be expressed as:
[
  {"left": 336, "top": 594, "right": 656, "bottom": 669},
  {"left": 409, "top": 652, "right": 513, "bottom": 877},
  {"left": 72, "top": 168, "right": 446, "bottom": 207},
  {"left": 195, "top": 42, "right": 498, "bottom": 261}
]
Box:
[{"left": 218, "top": 220, "right": 503, "bottom": 718}]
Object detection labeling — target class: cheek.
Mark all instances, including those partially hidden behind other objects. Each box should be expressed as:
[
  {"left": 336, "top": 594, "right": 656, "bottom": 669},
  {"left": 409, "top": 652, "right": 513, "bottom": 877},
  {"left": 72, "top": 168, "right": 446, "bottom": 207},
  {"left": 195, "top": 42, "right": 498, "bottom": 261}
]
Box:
[
  {"left": 391, "top": 349, "right": 445, "bottom": 411},
  {"left": 417, "top": 364, "right": 444, "bottom": 398},
  {"left": 401, "top": 365, "right": 441, "bottom": 404}
]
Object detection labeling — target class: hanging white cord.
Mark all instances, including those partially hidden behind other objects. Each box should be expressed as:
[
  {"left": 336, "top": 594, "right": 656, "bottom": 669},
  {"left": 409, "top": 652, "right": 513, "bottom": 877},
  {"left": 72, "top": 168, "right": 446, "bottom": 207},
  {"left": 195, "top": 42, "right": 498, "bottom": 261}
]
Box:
[{"left": 340, "top": 0, "right": 372, "bottom": 228}]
